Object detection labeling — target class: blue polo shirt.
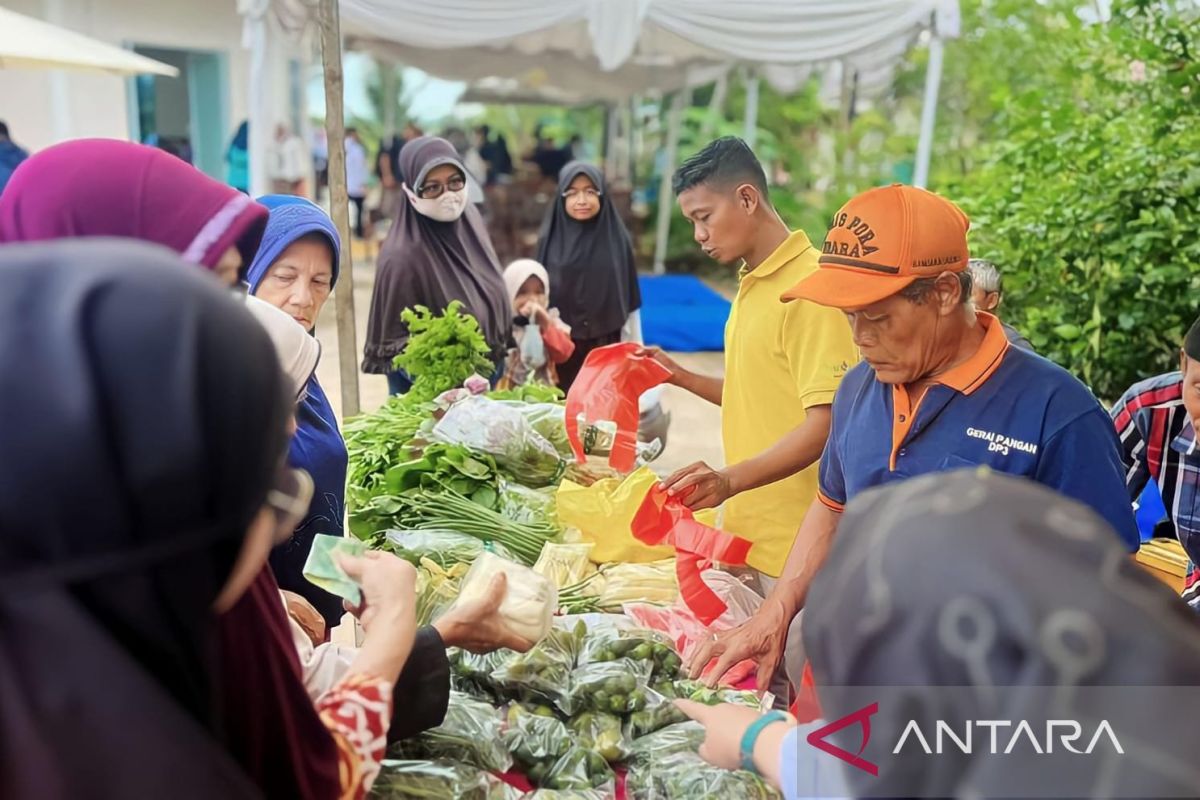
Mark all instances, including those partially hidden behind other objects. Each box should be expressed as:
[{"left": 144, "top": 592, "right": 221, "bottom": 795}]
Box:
[{"left": 817, "top": 313, "right": 1139, "bottom": 550}]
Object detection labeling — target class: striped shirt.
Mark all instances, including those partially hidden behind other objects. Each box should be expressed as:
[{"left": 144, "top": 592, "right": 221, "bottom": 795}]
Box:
[{"left": 1111, "top": 371, "right": 1200, "bottom": 605}]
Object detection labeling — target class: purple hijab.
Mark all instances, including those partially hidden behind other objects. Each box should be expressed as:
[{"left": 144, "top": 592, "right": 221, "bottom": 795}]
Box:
[{"left": 0, "top": 139, "right": 267, "bottom": 272}]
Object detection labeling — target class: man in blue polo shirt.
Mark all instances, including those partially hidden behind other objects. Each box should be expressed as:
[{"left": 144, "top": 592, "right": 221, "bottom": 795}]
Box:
[{"left": 687, "top": 184, "right": 1138, "bottom": 688}]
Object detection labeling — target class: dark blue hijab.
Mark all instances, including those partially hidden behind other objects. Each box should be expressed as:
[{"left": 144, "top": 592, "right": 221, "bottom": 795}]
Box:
[{"left": 248, "top": 195, "right": 347, "bottom": 627}]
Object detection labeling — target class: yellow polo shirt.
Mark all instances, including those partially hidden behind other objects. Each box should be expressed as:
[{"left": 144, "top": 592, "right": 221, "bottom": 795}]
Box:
[{"left": 722, "top": 230, "right": 857, "bottom": 576}]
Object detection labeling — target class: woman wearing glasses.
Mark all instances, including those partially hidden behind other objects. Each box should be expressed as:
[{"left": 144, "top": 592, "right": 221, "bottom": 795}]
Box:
[
  {"left": 362, "top": 136, "right": 510, "bottom": 395},
  {"left": 536, "top": 161, "right": 641, "bottom": 390},
  {"left": 0, "top": 241, "right": 417, "bottom": 800}
]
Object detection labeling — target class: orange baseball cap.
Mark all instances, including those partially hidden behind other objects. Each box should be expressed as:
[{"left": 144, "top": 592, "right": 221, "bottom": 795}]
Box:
[{"left": 782, "top": 184, "right": 970, "bottom": 309}]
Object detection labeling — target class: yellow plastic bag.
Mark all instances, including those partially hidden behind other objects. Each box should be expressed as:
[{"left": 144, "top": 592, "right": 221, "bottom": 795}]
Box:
[{"left": 557, "top": 467, "right": 677, "bottom": 563}]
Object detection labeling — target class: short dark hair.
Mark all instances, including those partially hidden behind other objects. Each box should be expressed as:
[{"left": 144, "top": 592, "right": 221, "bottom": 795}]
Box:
[
  {"left": 0, "top": 121, "right": 9, "bottom": 138},
  {"left": 672, "top": 136, "right": 768, "bottom": 197},
  {"left": 898, "top": 272, "right": 974, "bottom": 305}
]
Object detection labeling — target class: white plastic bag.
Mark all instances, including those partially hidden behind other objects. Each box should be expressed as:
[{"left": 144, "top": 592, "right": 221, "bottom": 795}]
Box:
[
  {"left": 444, "top": 551, "right": 558, "bottom": 644},
  {"left": 520, "top": 322, "right": 547, "bottom": 370}
]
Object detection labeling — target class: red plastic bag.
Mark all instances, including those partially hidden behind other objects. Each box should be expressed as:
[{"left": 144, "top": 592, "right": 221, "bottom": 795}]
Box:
[
  {"left": 565, "top": 342, "right": 671, "bottom": 472},
  {"left": 631, "top": 485, "right": 752, "bottom": 625}
]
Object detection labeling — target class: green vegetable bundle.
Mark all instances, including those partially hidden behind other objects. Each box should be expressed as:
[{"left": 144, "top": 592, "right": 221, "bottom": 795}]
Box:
[
  {"left": 369, "top": 758, "right": 517, "bottom": 799},
  {"left": 496, "top": 401, "right": 572, "bottom": 458},
  {"left": 568, "top": 711, "right": 632, "bottom": 763},
  {"left": 521, "top": 789, "right": 609, "bottom": 800},
  {"left": 381, "top": 529, "right": 516, "bottom": 570},
  {"left": 626, "top": 751, "right": 780, "bottom": 800},
  {"left": 379, "top": 488, "right": 559, "bottom": 565},
  {"left": 391, "top": 302, "right": 495, "bottom": 403},
  {"left": 432, "top": 396, "right": 565, "bottom": 488},
  {"left": 448, "top": 648, "right": 511, "bottom": 701},
  {"left": 498, "top": 480, "right": 559, "bottom": 530},
  {"left": 390, "top": 692, "right": 511, "bottom": 772},
  {"left": 627, "top": 721, "right": 706, "bottom": 768},
  {"left": 563, "top": 658, "right": 652, "bottom": 716},
  {"left": 383, "top": 443, "right": 499, "bottom": 508},
  {"left": 344, "top": 393, "right": 433, "bottom": 495},
  {"left": 579, "top": 629, "right": 682, "bottom": 680},
  {"left": 672, "top": 679, "right": 764, "bottom": 709}
]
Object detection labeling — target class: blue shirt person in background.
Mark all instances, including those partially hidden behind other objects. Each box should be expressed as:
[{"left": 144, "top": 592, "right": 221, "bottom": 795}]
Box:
[{"left": 0, "top": 120, "right": 29, "bottom": 196}]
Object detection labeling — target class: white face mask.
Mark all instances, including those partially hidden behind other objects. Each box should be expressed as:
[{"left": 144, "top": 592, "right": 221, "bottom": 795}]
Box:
[{"left": 405, "top": 184, "right": 469, "bottom": 222}]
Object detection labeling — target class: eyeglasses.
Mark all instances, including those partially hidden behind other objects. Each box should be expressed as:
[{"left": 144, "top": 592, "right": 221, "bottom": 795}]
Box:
[
  {"left": 563, "top": 188, "right": 602, "bottom": 201},
  {"left": 266, "top": 465, "right": 314, "bottom": 544},
  {"left": 417, "top": 174, "right": 466, "bottom": 199}
]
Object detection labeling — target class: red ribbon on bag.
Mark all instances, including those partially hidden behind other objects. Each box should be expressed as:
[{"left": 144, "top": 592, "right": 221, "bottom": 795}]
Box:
[
  {"left": 631, "top": 484, "right": 752, "bottom": 625},
  {"left": 565, "top": 342, "right": 671, "bottom": 472}
]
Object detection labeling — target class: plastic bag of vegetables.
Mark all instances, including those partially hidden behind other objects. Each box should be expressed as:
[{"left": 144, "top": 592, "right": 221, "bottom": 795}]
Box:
[
  {"left": 672, "top": 679, "right": 767, "bottom": 710},
  {"left": 627, "top": 721, "right": 706, "bottom": 768},
  {"left": 521, "top": 790, "right": 610, "bottom": 800},
  {"left": 592, "top": 560, "right": 677, "bottom": 608},
  {"left": 496, "top": 400, "right": 572, "bottom": 459},
  {"left": 389, "top": 691, "right": 511, "bottom": 772},
  {"left": 626, "top": 751, "right": 780, "bottom": 800},
  {"left": 627, "top": 688, "right": 689, "bottom": 738},
  {"left": 578, "top": 628, "right": 682, "bottom": 680},
  {"left": 502, "top": 703, "right": 572, "bottom": 788},
  {"left": 564, "top": 658, "right": 653, "bottom": 716},
  {"left": 540, "top": 745, "right": 615, "bottom": 792},
  {"left": 414, "top": 558, "right": 468, "bottom": 627},
  {"left": 490, "top": 624, "right": 582, "bottom": 709},
  {"left": 370, "top": 758, "right": 517, "bottom": 799},
  {"left": 443, "top": 551, "right": 557, "bottom": 644},
  {"left": 500, "top": 480, "right": 562, "bottom": 530},
  {"left": 448, "top": 647, "right": 510, "bottom": 700},
  {"left": 533, "top": 542, "right": 595, "bottom": 590},
  {"left": 433, "top": 395, "right": 565, "bottom": 487},
  {"left": 384, "top": 529, "right": 516, "bottom": 569},
  {"left": 567, "top": 710, "right": 632, "bottom": 763}
]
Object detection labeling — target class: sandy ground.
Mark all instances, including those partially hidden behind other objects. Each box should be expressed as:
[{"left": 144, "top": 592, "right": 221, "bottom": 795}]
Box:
[{"left": 311, "top": 248, "right": 727, "bottom": 476}]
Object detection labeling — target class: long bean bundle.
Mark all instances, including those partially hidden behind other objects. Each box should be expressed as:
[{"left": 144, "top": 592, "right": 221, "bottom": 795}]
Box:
[{"left": 399, "top": 489, "right": 559, "bottom": 565}]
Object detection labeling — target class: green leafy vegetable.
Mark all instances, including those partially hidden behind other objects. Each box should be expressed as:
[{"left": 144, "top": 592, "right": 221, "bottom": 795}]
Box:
[{"left": 392, "top": 302, "right": 494, "bottom": 403}]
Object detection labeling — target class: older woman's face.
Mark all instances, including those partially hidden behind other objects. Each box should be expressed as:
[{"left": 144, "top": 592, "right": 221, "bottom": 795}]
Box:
[
  {"left": 564, "top": 173, "right": 602, "bottom": 222},
  {"left": 256, "top": 235, "right": 334, "bottom": 332}
]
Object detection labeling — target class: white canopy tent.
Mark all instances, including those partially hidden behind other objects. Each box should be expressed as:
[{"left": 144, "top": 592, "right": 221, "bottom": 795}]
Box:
[
  {"left": 337, "top": 0, "right": 960, "bottom": 271},
  {"left": 0, "top": 7, "right": 178, "bottom": 76}
]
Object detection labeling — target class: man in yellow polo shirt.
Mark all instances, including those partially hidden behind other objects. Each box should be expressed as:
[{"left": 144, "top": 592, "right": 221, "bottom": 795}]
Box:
[{"left": 644, "top": 137, "right": 857, "bottom": 580}]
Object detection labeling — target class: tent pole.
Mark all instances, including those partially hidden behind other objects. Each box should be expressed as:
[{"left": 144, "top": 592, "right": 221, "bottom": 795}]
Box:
[
  {"left": 381, "top": 59, "right": 397, "bottom": 137},
  {"left": 318, "top": 0, "right": 360, "bottom": 418},
  {"left": 653, "top": 91, "right": 686, "bottom": 275},
  {"left": 701, "top": 72, "right": 728, "bottom": 141},
  {"left": 913, "top": 36, "right": 944, "bottom": 189},
  {"left": 603, "top": 102, "right": 617, "bottom": 180},
  {"left": 246, "top": 10, "right": 270, "bottom": 198},
  {"left": 743, "top": 67, "right": 759, "bottom": 147}
]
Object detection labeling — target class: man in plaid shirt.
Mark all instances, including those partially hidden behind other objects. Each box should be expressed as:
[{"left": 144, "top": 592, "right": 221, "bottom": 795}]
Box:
[{"left": 1112, "top": 315, "right": 1200, "bottom": 607}]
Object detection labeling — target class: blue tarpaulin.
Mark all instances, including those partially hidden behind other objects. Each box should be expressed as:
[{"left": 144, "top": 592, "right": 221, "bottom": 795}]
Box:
[{"left": 638, "top": 274, "right": 730, "bottom": 352}]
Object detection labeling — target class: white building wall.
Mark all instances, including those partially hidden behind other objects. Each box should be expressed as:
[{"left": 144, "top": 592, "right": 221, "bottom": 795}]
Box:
[{"left": 0, "top": 0, "right": 309, "bottom": 156}]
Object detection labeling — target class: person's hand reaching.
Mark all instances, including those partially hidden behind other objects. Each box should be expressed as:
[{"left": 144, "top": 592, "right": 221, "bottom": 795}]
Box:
[
  {"left": 685, "top": 597, "right": 792, "bottom": 690},
  {"left": 433, "top": 573, "right": 534, "bottom": 654},
  {"left": 338, "top": 551, "right": 418, "bottom": 683},
  {"left": 660, "top": 460, "right": 735, "bottom": 510},
  {"left": 634, "top": 345, "right": 683, "bottom": 383}
]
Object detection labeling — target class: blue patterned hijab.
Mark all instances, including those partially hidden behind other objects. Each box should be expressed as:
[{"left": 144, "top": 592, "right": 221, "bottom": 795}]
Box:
[{"left": 247, "top": 195, "right": 347, "bottom": 626}]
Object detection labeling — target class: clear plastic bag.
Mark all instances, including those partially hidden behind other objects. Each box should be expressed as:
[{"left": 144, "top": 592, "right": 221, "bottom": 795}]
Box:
[
  {"left": 578, "top": 628, "right": 682, "bottom": 680},
  {"left": 447, "top": 647, "right": 511, "bottom": 701},
  {"left": 371, "top": 758, "right": 515, "bottom": 800},
  {"left": 627, "top": 721, "right": 706, "bottom": 768},
  {"left": 491, "top": 624, "right": 582, "bottom": 710},
  {"left": 521, "top": 790, "right": 610, "bottom": 800},
  {"left": 389, "top": 691, "right": 511, "bottom": 772},
  {"left": 498, "top": 401, "right": 572, "bottom": 459},
  {"left": 540, "top": 745, "right": 615, "bottom": 792},
  {"left": 592, "top": 560, "right": 677, "bottom": 607},
  {"left": 533, "top": 542, "right": 595, "bottom": 589},
  {"left": 671, "top": 678, "right": 768, "bottom": 710},
  {"left": 567, "top": 710, "right": 632, "bottom": 763},
  {"left": 520, "top": 323, "right": 547, "bottom": 370},
  {"left": 627, "top": 688, "right": 689, "bottom": 738},
  {"left": 444, "top": 551, "right": 557, "bottom": 644},
  {"left": 385, "top": 528, "right": 516, "bottom": 568},
  {"left": 433, "top": 395, "right": 565, "bottom": 487},
  {"left": 414, "top": 558, "right": 468, "bottom": 627},
  {"left": 503, "top": 703, "right": 572, "bottom": 769},
  {"left": 563, "top": 658, "right": 653, "bottom": 716},
  {"left": 625, "top": 751, "right": 780, "bottom": 800},
  {"left": 500, "top": 480, "right": 561, "bottom": 529}
]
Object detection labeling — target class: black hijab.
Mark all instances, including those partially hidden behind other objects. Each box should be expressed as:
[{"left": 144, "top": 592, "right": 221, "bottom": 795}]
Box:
[
  {"left": 0, "top": 240, "right": 290, "bottom": 799},
  {"left": 536, "top": 161, "right": 641, "bottom": 339},
  {"left": 362, "top": 136, "right": 510, "bottom": 373},
  {"left": 804, "top": 469, "right": 1200, "bottom": 798}
]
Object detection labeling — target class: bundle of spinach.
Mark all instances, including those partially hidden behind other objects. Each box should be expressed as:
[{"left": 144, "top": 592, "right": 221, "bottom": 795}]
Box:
[
  {"left": 392, "top": 302, "right": 495, "bottom": 403},
  {"left": 343, "top": 393, "right": 433, "bottom": 494},
  {"left": 383, "top": 443, "right": 499, "bottom": 508}
]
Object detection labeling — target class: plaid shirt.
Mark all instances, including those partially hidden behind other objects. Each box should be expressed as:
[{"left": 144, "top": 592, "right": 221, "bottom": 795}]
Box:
[{"left": 1111, "top": 371, "right": 1200, "bottom": 605}]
